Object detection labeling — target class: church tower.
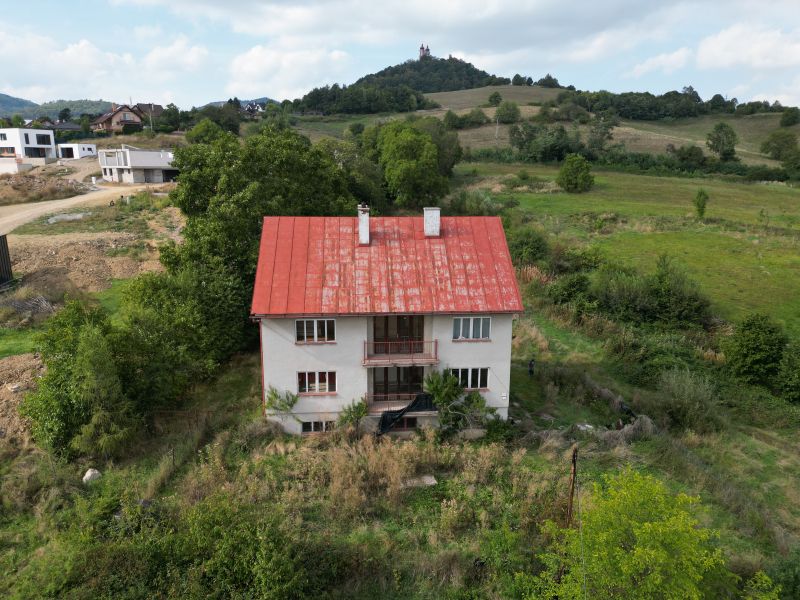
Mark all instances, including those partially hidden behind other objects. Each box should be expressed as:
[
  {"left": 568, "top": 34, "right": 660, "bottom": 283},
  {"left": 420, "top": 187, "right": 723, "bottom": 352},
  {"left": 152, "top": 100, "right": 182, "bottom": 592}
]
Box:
[{"left": 419, "top": 43, "right": 426, "bottom": 59}]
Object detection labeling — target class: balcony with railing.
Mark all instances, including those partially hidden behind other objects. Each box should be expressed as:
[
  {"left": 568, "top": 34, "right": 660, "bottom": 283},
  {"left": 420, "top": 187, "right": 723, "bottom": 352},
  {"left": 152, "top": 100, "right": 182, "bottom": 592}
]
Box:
[
  {"left": 366, "top": 392, "right": 436, "bottom": 414},
  {"left": 362, "top": 339, "right": 438, "bottom": 366}
]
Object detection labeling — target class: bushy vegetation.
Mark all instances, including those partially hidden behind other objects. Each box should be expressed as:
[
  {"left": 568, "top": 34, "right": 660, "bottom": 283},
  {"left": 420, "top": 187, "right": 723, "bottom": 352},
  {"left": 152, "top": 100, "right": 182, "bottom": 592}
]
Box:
[
  {"left": 725, "top": 314, "right": 788, "bottom": 387},
  {"left": 556, "top": 153, "right": 594, "bottom": 192}
]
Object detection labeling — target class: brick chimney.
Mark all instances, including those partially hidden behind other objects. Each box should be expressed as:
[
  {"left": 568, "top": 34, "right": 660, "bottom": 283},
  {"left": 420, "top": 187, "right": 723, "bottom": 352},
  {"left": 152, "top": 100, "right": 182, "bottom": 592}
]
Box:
[
  {"left": 424, "top": 207, "right": 440, "bottom": 237},
  {"left": 358, "top": 204, "right": 370, "bottom": 245}
]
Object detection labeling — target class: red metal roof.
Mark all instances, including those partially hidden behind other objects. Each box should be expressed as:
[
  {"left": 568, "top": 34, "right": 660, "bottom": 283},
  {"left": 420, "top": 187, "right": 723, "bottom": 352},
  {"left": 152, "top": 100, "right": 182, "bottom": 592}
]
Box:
[{"left": 250, "top": 215, "right": 523, "bottom": 317}]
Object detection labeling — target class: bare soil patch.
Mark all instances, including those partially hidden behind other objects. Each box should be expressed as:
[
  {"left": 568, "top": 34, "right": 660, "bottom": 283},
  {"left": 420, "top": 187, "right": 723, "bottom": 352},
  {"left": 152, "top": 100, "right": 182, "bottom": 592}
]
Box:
[
  {"left": 9, "top": 231, "right": 162, "bottom": 293},
  {"left": 0, "top": 173, "right": 90, "bottom": 206},
  {"left": 0, "top": 353, "right": 42, "bottom": 445}
]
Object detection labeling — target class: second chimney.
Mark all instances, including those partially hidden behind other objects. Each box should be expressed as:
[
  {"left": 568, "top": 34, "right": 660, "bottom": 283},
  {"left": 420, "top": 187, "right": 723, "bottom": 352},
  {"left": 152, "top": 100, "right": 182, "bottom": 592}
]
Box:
[
  {"left": 358, "top": 204, "right": 370, "bottom": 245},
  {"left": 424, "top": 207, "right": 440, "bottom": 237}
]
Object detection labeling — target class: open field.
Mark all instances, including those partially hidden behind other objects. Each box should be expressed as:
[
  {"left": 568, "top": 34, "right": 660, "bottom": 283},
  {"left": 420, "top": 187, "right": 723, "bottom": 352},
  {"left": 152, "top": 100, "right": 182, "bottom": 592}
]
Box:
[
  {"left": 457, "top": 162, "right": 800, "bottom": 334},
  {"left": 425, "top": 84, "right": 561, "bottom": 110}
]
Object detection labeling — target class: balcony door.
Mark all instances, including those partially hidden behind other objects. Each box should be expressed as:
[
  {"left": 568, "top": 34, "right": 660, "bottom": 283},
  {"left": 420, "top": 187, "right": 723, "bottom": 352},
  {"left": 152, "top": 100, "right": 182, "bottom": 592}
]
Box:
[
  {"left": 373, "top": 315, "right": 423, "bottom": 354},
  {"left": 373, "top": 366, "right": 424, "bottom": 399}
]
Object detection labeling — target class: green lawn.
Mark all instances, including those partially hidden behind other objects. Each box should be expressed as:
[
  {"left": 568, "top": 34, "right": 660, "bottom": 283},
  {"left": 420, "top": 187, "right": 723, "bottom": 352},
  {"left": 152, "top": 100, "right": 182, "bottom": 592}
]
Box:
[
  {"left": 0, "top": 327, "right": 39, "bottom": 358},
  {"left": 595, "top": 230, "right": 800, "bottom": 334}
]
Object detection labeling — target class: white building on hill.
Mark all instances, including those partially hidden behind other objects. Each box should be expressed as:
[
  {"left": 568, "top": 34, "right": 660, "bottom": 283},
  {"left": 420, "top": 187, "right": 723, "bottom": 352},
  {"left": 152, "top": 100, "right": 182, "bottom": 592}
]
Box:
[
  {"left": 58, "top": 143, "right": 97, "bottom": 160},
  {"left": 0, "top": 128, "right": 57, "bottom": 174},
  {"left": 98, "top": 145, "right": 179, "bottom": 183},
  {"left": 250, "top": 206, "right": 522, "bottom": 435}
]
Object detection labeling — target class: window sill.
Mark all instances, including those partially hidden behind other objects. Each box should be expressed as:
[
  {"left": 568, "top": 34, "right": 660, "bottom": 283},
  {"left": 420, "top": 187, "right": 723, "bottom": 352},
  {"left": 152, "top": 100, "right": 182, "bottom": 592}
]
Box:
[
  {"left": 295, "top": 341, "right": 337, "bottom": 345},
  {"left": 451, "top": 338, "right": 491, "bottom": 343},
  {"left": 298, "top": 392, "right": 338, "bottom": 397},
  {"left": 464, "top": 388, "right": 489, "bottom": 392}
]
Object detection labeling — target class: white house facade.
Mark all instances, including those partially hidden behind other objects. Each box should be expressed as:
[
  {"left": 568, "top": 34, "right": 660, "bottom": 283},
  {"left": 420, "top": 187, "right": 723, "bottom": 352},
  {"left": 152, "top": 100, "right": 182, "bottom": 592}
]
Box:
[
  {"left": 250, "top": 208, "right": 523, "bottom": 435},
  {"left": 58, "top": 143, "right": 97, "bottom": 160},
  {"left": 98, "top": 145, "right": 179, "bottom": 183},
  {"left": 0, "top": 128, "right": 57, "bottom": 174}
]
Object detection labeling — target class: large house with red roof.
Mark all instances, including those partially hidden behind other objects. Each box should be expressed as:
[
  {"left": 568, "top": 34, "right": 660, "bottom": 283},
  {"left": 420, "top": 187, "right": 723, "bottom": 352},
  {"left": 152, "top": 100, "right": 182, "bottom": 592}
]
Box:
[{"left": 250, "top": 206, "right": 523, "bottom": 434}]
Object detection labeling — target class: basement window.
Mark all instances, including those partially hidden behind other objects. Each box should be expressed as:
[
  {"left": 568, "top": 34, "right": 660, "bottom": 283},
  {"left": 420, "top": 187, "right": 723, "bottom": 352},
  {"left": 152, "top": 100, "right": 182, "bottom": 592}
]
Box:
[
  {"left": 450, "top": 367, "right": 489, "bottom": 390},
  {"left": 301, "top": 420, "right": 336, "bottom": 434},
  {"left": 295, "top": 319, "right": 336, "bottom": 343},
  {"left": 452, "top": 317, "right": 491, "bottom": 341},
  {"left": 394, "top": 417, "right": 417, "bottom": 430},
  {"left": 298, "top": 371, "right": 337, "bottom": 394}
]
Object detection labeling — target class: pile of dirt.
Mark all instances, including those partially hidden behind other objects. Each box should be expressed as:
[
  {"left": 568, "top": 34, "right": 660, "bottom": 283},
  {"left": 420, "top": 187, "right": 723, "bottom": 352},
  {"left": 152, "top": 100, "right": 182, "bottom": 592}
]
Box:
[
  {"left": 9, "top": 232, "right": 162, "bottom": 292},
  {"left": 0, "top": 173, "right": 91, "bottom": 205},
  {"left": 0, "top": 353, "right": 42, "bottom": 445}
]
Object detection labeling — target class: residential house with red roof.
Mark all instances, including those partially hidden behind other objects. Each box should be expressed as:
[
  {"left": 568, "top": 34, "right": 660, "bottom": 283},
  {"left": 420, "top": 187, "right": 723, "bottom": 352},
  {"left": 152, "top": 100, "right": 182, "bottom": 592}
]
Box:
[{"left": 250, "top": 206, "right": 523, "bottom": 434}]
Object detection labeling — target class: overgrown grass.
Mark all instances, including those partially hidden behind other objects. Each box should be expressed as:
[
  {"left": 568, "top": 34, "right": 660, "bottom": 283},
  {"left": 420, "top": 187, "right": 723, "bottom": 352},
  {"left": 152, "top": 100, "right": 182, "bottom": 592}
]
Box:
[{"left": 0, "top": 326, "right": 38, "bottom": 358}]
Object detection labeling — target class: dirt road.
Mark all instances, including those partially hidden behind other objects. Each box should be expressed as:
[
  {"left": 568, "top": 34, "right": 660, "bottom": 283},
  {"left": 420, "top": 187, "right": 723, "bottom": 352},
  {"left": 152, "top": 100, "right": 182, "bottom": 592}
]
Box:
[{"left": 0, "top": 184, "right": 150, "bottom": 235}]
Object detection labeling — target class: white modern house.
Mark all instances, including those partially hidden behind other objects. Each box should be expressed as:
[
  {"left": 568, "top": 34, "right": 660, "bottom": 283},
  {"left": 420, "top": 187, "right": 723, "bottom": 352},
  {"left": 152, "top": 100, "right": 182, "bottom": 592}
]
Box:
[
  {"left": 250, "top": 207, "right": 523, "bottom": 435},
  {"left": 98, "top": 145, "right": 179, "bottom": 183},
  {"left": 0, "top": 128, "right": 57, "bottom": 174},
  {"left": 58, "top": 143, "right": 97, "bottom": 160}
]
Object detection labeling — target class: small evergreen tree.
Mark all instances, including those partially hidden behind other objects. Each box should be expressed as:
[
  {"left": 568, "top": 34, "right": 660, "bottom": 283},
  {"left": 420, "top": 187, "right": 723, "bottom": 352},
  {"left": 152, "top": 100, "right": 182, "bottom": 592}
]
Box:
[
  {"left": 693, "top": 188, "right": 708, "bottom": 219},
  {"left": 487, "top": 91, "right": 502, "bottom": 107},
  {"left": 556, "top": 153, "right": 594, "bottom": 192},
  {"left": 725, "top": 313, "right": 787, "bottom": 386}
]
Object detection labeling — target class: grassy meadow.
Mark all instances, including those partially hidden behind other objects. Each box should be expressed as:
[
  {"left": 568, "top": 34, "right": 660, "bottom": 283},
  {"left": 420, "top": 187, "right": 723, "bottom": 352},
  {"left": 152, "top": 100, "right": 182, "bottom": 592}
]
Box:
[{"left": 458, "top": 162, "right": 800, "bottom": 334}]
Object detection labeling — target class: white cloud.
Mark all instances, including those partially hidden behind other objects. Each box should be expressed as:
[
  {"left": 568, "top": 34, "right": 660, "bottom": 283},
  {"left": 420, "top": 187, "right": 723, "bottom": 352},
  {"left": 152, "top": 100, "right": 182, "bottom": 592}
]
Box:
[
  {"left": 0, "top": 22, "right": 206, "bottom": 105},
  {"left": 227, "top": 45, "right": 351, "bottom": 100},
  {"left": 697, "top": 25, "right": 800, "bottom": 69},
  {"left": 143, "top": 35, "right": 209, "bottom": 75},
  {"left": 627, "top": 47, "right": 692, "bottom": 77},
  {"left": 134, "top": 24, "right": 162, "bottom": 40}
]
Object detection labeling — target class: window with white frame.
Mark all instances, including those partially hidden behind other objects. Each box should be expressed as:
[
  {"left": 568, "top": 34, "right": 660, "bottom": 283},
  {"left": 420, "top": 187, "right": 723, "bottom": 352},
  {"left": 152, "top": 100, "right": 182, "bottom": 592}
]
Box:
[
  {"left": 296, "top": 319, "right": 336, "bottom": 343},
  {"left": 298, "top": 371, "right": 337, "bottom": 394},
  {"left": 450, "top": 367, "right": 489, "bottom": 389},
  {"left": 452, "top": 317, "right": 491, "bottom": 340},
  {"left": 301, "top": 420, "right": 336, "bottom": 433},
  {"left": 0, "top": 133, "right": 6, "bottom": 140}
]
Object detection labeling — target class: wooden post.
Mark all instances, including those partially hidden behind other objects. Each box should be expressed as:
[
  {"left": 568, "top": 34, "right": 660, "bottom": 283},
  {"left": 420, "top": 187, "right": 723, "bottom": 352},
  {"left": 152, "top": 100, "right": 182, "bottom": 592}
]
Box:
[{"left": 566, "top": 446, "right": 578, "bottom": 528}]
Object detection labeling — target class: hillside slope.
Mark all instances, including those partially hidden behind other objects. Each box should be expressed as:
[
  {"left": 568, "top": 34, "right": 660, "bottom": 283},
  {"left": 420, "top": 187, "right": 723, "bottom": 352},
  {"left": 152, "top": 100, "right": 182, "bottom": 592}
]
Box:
[
  {"left": 0, "top": 92, "right": 37, "bottom": 115},
  {"left": 355, "top": 55, "right": 510, "bottom": 93}
]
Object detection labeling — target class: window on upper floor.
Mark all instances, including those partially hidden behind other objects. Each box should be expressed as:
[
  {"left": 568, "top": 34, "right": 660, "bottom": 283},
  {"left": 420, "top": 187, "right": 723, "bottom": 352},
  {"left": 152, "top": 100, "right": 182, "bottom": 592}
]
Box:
[
  {"left": 0, "top": 133, "right": 6, "bottom": 140},
  {"left": 295, "top": 319, "right": 336, "bottom": 343},
  {"left": 35, "top": 134, "right": 50, "bottom": 145},
  {"left": 24, "top": 133, "right": 29, "bottom": 144},
  {"left": 452, "top": 317, "right": 491, "bottom": 341},
  {"left": 450, "top": 367, "right": 489, "bottom": 390},
  {"left": 298, "top": 371, "right": 337, "bottom": 394}
]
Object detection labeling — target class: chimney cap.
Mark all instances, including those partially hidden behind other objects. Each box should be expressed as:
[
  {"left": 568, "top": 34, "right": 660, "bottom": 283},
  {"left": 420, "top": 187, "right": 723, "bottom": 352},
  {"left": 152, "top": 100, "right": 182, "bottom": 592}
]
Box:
[{"left": 423, "top": 206, "right": 441, "bottom": 237}]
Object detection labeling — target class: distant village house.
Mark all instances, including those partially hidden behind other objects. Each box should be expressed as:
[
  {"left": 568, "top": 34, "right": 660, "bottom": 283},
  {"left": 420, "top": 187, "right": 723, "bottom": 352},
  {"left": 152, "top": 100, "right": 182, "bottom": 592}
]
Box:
[{"left": 92, "top": 104, "right": 145, "bottom": 133}]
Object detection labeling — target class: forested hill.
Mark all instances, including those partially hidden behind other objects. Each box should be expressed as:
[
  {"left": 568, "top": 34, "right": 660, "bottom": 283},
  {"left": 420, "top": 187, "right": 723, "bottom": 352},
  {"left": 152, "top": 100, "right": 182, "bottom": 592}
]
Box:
[
  {"left": 0, "top": 95, "right": 111, "bottom": 119},
  {"left": 354, "top": 55, "right": 510, "bottom": 93},
  {"left": 0, "top": 92, "right": 37, "bottom": 116},
  {"left": 294, "top": 55, "right": 509, "bottom": 115}
]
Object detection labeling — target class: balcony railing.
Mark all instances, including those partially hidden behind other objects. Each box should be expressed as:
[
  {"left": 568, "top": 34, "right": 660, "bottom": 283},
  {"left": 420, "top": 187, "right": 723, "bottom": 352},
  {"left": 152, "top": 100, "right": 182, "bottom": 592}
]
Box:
[
  {"left": 362, "top": 339, "right": 438, "bottom": 366},
  {"left": 367, "top": 392, "right": 431, "bottom": 414}
]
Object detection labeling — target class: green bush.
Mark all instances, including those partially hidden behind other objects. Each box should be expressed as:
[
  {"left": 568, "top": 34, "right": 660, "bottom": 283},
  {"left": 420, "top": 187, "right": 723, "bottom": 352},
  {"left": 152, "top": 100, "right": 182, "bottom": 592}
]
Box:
[
  {"left": 591, "top": 256, "right": 711, "bottom": 328},
  {"left": 496, "top": 101, "right": 521, "bottom": 124},
  {"left": 725, "top": 314, "right": 787, "bottom": 386},
  {"left": 547, "top": 273, "right": 590, "bottom": 304},
  {"left": 778, "top": 343, "right": 800, "bottom": 403},
  {"left": 507, "top": 227, "right": 549, "bottom": 266},
  {"left": 556, "top": 153, "right": 594, "bottom": 192},
  {"left": 780, "top": 106, "right": 800, "bottom": 127},
  {"left": 657, "top": 368, "right": 720, "bottom": 432}
]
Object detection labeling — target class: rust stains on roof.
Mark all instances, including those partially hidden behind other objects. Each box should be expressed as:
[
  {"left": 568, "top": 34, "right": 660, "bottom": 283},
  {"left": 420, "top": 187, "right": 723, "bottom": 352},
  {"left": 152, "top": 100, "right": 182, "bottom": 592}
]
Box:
[{"left": 250, "top": 215, "right": 523, "bottom": 317}]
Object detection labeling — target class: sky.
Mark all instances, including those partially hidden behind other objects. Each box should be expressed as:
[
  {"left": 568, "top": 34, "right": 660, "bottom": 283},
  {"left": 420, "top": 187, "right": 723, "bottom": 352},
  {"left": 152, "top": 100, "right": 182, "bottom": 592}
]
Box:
[{"left": 2, "top": 0, "right": 800, "bottom": 109}]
